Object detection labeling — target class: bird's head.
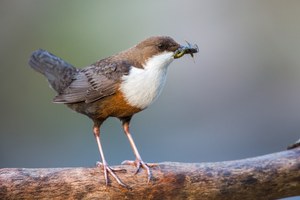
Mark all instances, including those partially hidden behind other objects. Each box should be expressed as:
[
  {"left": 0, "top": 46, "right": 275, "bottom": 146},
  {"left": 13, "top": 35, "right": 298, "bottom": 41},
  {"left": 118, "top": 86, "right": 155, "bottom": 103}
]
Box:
[{"left": 131, "top": 36, "right": 198, "bottom": 69}]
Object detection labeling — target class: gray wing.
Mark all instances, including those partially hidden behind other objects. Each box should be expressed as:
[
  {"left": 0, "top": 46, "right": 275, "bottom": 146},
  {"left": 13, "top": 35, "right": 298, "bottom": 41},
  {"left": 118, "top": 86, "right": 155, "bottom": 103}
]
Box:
[{"left": 53, "top": 60, "right": 131, "bottom": 104}]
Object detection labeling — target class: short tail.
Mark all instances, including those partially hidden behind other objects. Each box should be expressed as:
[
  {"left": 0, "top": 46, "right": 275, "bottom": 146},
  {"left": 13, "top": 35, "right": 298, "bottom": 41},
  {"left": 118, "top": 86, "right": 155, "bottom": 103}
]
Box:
[{"left": 29, "top": 49, "right": 77, "bottom": 93}]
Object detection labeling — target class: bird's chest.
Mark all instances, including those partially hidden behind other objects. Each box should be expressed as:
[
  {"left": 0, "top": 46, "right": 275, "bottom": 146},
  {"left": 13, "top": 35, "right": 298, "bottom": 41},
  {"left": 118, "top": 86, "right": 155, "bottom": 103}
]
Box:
[{"left": 119, "top": 66, "right": 168, "bottom": 109}]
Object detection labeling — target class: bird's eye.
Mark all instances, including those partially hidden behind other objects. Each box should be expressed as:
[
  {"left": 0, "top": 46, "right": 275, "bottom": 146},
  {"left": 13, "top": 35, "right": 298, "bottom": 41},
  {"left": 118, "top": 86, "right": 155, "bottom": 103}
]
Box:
[{"left": 157, "top": 43, "right": 165, "bottom": 50}]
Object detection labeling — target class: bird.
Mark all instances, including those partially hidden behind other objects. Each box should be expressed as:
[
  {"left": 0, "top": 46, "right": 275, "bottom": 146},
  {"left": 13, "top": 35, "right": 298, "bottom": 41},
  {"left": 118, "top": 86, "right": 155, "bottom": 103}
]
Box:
[{"left": 28, "top": 36, "right": 198, "bottom": 187}]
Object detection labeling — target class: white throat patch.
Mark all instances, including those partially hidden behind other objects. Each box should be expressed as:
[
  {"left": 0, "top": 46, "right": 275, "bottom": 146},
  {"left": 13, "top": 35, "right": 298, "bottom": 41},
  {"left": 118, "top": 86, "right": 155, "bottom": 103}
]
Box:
[{"left": 120, "top": 51, "right": 174, "bottom": 109}]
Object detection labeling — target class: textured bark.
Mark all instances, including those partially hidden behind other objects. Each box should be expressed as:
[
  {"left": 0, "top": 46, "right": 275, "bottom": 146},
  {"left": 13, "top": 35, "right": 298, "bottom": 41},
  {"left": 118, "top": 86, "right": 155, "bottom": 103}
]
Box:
[{"left": 0, "top": 146, "right": 299, "bottom": 200}]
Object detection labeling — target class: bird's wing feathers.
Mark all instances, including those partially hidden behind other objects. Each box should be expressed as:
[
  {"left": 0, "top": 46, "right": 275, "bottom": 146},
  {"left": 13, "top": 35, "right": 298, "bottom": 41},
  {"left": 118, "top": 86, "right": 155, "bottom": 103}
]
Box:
[{"left": 53, "top": 60, "right": 131, "bottom": 104}]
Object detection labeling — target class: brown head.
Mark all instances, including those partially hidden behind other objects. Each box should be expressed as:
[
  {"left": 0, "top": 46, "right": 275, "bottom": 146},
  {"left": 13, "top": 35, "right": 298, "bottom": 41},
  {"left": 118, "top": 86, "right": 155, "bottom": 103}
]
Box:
[{"left": 119, "top": 36, "right": 198, "bottom": 68}]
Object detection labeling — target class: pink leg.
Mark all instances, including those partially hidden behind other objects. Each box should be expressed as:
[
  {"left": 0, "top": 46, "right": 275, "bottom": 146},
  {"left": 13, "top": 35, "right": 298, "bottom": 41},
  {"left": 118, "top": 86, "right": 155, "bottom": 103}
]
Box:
[
  {"left": 121, "top": 121, "right": 157, "bottom": 183},
  {"left": 93, "top": 126, "right": 127, "bottom": 187}
]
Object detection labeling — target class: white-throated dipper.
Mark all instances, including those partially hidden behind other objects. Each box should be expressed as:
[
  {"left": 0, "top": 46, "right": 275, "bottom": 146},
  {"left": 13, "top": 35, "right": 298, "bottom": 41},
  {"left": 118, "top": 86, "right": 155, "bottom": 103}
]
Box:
[{"left": 29, "top": 36, "right": 198, "bottom": 187}]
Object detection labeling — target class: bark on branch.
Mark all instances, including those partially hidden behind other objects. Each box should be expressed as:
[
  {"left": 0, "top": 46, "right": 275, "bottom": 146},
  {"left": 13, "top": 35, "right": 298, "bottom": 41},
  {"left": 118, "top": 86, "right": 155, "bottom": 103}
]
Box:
[{"left": 1, "top": 146, "right": 300, "bottom": 200}]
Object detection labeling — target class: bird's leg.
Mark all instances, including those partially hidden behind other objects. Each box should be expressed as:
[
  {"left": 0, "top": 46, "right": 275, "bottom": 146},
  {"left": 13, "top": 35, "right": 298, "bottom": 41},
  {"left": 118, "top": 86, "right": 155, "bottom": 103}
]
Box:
[
  {"left": 121, "top": 120, "right": 157, "bottom": 183},
  {"left": 93, "top": 125, "right": 127, "bottom": 187}
]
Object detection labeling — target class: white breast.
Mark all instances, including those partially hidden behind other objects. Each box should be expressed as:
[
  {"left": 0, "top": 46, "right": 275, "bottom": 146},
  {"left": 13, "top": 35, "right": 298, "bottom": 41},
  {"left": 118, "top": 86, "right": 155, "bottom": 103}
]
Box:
[{"left": 120, "top": 52, "right": 174, "bottom": 109}]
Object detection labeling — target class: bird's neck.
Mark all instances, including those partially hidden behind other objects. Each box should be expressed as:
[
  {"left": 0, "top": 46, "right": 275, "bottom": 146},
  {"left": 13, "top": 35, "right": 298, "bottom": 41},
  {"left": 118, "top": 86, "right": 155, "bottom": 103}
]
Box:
[{"left": 120, "top": 52, "right": 174, "bottom": 109}]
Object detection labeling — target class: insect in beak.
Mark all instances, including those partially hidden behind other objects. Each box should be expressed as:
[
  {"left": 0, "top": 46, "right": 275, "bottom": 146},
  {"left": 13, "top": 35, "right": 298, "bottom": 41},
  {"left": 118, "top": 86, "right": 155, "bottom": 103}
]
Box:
[{"left": 174, "top": 41, "right": 198, "bottom": 59}]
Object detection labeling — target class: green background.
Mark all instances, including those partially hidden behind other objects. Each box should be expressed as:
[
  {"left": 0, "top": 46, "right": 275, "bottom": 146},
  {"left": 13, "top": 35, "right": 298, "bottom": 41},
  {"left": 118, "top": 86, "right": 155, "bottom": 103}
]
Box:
[{"left": 1, "top": 1, "right": 299, "bottom": 189}]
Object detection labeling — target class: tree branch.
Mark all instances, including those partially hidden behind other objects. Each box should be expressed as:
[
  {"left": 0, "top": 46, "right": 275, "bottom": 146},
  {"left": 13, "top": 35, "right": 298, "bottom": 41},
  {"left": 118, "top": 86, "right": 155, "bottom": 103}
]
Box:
[{"left": 1, "top": 146, "right": 299, "bottom": 200}]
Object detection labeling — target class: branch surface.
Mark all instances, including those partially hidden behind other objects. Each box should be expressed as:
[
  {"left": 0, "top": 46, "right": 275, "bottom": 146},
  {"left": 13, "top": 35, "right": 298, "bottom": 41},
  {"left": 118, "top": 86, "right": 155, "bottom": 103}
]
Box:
[{"left": 1, "top": 147, "right": 300, "bottom": 200}]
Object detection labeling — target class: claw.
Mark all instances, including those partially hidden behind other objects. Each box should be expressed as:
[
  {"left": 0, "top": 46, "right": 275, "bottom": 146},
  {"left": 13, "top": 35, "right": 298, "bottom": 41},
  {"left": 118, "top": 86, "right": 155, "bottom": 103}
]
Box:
[
  {"left": 122, "top": 159, "right": 157, "bottom": 183},
  {"left": 96, "top": 162, "right": 128, "bottom": 188}
]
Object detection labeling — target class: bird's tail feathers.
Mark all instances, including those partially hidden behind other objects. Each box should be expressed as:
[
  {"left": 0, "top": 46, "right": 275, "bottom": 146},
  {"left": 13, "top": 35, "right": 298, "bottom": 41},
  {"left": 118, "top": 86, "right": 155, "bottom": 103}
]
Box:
[{"left": 29, "top": 49, "right": 77, "bottom": 93}]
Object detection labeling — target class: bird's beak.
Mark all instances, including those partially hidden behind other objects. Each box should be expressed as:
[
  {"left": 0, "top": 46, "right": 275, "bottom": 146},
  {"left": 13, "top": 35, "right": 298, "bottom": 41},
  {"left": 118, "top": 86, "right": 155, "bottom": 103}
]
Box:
[{"left": 173, "top": 41, "right": 199, "bottom": 59}]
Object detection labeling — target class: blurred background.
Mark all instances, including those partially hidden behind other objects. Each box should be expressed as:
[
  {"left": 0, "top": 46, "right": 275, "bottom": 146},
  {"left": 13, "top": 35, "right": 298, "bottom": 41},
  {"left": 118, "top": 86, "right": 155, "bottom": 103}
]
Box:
[{"left": 0, "top": 1, "right": 299, "bottom": 197}]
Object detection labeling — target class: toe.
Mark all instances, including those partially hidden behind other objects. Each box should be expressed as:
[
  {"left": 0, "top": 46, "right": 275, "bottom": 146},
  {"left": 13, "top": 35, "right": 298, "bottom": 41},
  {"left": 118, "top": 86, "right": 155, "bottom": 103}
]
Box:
[
  {"left": 121, "top": 160, "right": 135, "bottom": 165},
  {"left": 97, "top": 162, "right": 128, "bottom": 188}
]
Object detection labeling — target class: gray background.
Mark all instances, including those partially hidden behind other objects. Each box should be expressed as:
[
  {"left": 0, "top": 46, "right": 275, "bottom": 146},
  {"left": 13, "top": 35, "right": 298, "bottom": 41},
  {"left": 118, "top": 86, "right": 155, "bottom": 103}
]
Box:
[{"left": 0, "top": 1, "right": 299, "bottom": 198}]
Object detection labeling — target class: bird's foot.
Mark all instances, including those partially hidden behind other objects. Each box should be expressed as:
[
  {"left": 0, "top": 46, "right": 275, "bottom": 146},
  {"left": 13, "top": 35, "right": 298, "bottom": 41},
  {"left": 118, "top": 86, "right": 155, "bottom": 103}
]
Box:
[
  {"left": 121, "top": 159, "right": 157, "bottom": 183},
  {"left": 96, "top": 162, "right": 128, "bottom": 188}
]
